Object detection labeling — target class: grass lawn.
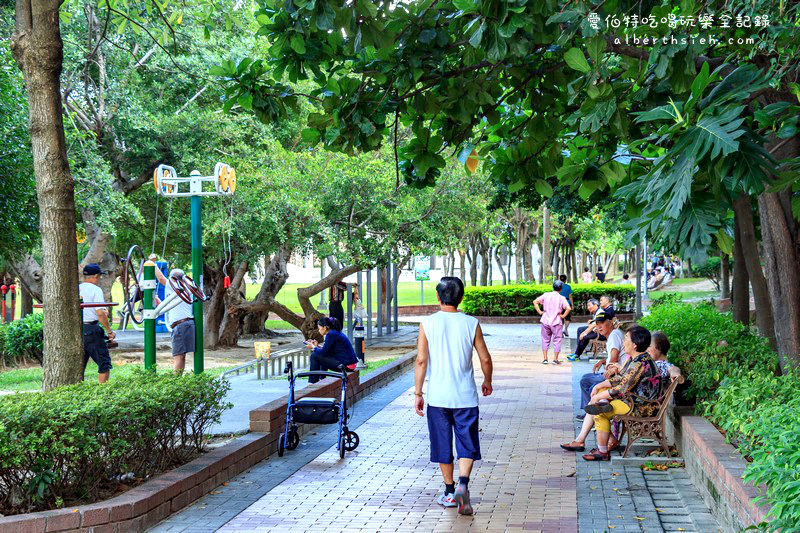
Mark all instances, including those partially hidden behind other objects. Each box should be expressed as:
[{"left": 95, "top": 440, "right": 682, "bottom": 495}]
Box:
[
  {"left": 652, "top": 290, "right": 719, "bottom": 301},
  {"left": 0, "top": 362, "right": 236, "bottom": 392}
]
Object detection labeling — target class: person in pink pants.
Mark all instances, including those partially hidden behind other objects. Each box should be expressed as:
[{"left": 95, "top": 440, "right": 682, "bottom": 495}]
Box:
[{"left": 534, "top": 281, "right": 572, "bottom": 365}]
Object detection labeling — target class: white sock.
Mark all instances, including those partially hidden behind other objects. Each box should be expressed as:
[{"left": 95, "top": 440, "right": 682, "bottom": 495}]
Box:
[{"left": 598, "top": 445, "right": 609, "bottom": 453}]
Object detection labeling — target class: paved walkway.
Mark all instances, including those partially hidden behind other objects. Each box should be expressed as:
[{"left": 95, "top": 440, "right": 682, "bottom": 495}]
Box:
[
  {"left": 154, "top": 324, "right": 578, "bottom": 532},
  {"left": 154, "top": 324, "right": 721, "bottom": 532}
]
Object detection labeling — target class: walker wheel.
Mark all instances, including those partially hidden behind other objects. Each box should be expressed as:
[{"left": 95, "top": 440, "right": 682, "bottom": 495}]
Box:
[
  {"left": 339, "top": 433, "right": 346, "bottom": 459},
  {"left": 343, "top": 431, "right": 359, "bottom": 452},
  {"left": 286, "top": 429, "right": 300, "bottom": 450},
  {"left": 278, "top": 433, "right": 285, "bottom": 457}
]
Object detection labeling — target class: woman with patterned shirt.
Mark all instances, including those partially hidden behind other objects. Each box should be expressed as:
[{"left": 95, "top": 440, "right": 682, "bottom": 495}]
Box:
[{"left": 581, "top": 326, "right": 661, "bottom": 461}]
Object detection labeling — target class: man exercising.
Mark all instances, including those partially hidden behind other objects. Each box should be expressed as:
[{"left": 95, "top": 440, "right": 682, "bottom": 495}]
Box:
[
  {"left": 79, "top": 263, "right": 115, "bottom": 383},
  {"left": 150, "top": 254, "right": 194, "bottom": 374}
]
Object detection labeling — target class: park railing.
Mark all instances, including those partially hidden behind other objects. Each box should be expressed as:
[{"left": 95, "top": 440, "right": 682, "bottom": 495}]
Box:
[{"left": 219, "top": 344, "right": 310, "bottom": 380}]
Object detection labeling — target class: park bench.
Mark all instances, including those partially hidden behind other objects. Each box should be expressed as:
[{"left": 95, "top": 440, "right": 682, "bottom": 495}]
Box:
[{"left": 615, "top": 374, "right": 685, "bottom": 458}]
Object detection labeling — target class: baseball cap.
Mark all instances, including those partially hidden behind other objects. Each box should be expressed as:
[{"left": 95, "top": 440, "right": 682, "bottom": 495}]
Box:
[
  {"left": 595, "top": 310, "right": 615, "bottom": 322},
  {"left": 83, "top": 263, "right": 102, "bottom": 275}
]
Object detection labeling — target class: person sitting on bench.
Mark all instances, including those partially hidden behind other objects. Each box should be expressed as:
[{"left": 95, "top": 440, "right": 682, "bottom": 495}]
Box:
[{"left": 305, "top": 317, "right": 358, "bottom": 383}]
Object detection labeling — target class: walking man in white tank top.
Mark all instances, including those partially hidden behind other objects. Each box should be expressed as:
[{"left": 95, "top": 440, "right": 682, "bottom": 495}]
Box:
[{"left": 415, "top": 277, "right": 494, "bottom": 516}]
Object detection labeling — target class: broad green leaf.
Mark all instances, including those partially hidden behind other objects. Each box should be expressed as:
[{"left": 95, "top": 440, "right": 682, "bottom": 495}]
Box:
[
  {"left": 715, "top": 230, "right": 733, "bottom": 255},
  {"left": 564, "top": 48, "right": 591, "bottom": 73},
  {"left": 534, "top": 180, "right": 553, "bottom": 197},
  {"left": 587, "top": 35, "right": 604, "bottom": 65},
  {"left": 301, "top": 128, "right": 321, "bottom": 143},
  {"left": 290, "top": 34, "right": 306, "bottom": 54}
]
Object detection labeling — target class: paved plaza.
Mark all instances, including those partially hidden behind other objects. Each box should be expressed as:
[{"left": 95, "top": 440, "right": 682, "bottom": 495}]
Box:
[{"left": 153, "top": 324, "right": 719, "bottom": 532}]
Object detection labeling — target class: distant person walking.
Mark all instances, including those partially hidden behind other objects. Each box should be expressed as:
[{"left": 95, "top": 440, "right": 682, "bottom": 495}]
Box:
[
  {"left": 581, "top": 268, "right": 593, "bottom": 283},
  {"left": 415, "top": 277, "right": 493, "bottom": 516},
  {"left": 534, "top": 280, "right": 571, "bottom": 365},
  {"left": 559, "top": 274, "right": 574, "bottom": 337},
  {"left": 595, "top": 266, "right": 606, "bottom": 283}
]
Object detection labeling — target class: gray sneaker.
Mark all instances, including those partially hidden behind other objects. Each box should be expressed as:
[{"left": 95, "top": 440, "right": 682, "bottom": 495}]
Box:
[
  {"left": 436, "top": 492, "right": 456, "bottom": 508},
  {"left": 454, "top": 484, "right": 473, "bottom": 515}
]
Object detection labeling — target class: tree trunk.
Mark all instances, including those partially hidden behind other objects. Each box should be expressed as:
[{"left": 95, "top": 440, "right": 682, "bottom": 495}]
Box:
[
  {"left": 732, "top": 216, "right": 750, "bottom": 325},
  {"left": 12, "top": 0, "right": 83, "bottom": 390},
  {"left": 732, "top": 194, "right": 777, "bottom": 351},
  {"left": 542, "top": 205, "right": 552, "bottom": 281},
  {"left": 203, "top": 263, "right": 227, "bottom": 349},
  {"left": 479, "top": 239, "right": 489, "bottom": 286},
  {"left": 459, "top": 249, "right": 466, "bottom": 281},
  {"left": 525, "top": 243, "right": 535, "bottom": 283},
  {"left": 720, "top": 252, "right": 731, "bottom": 300},
  {"left": 494, "top": 246, "right": 507, "bottom": 285},
  {"left": 20, "top": 284, "right": 33, "bottom": 317},
  {"left": 758, "top": 188, "right": 800, "bottom": 371},
  {"left": 218, "top": 261, "right": 250, "bottom": 346},
  {"left": 468, "top": 239, "right": 478, "bottom": 286}
]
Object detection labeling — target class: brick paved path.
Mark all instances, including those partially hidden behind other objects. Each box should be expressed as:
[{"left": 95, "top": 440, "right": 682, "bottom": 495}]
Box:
[{"left": 216, "top": 325, "right": 578, "bottom": 532}]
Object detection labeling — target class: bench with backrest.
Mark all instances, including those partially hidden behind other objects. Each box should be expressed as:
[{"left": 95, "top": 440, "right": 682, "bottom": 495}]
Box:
[{"left": 615, "top": 374, "right": 685, "bottom": 458}]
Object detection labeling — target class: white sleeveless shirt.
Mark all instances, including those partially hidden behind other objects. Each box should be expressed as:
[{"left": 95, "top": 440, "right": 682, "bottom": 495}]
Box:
[{"left": 422, "top": 311, "right": 480, "bottom": 409}]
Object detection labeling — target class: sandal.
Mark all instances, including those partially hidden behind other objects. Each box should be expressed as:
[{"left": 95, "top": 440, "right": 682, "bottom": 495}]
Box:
[
  {"left": 542, "top": 359, "right": 548, "bottom": 365},
  {"left": 582, "top": 450, "right": 610, "bottom": 461},
  {"left": 560, "top": 441, "right": 585, "bottom": 452},
  {"left": 584, "top": 402, "right": 614, "bottom": 415},
  {"left": 608, "top": 441, "right": 621, "bottom": 453}
]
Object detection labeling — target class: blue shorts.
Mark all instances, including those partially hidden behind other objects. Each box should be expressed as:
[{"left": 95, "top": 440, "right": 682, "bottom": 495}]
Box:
[{"left": 427, "top": 405, "right": 481, "bottom": 464}]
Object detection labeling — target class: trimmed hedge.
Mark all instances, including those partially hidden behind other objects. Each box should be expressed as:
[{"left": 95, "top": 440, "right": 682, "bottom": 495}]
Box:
[
  {"left": 640, "top": 303, "right": 798, "bottom": 531},
  {"left": 0, "top": 370, "right": 231, "bottom": 515},
  {"left": 3, "top": 313, "right": 43, "bottom": 365},
  {"left": 462, "top": 283, "right": 635, "bottom": 316}
]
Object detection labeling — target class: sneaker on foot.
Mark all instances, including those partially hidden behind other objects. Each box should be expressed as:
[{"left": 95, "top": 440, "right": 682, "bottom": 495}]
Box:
[
  {"left": 566, "top": 353, "right": 579, "bottom": 361},
  {"left": 454, "top": 484, "right": 473, "bottom": 515},
  {"left": 436, "top": 492, "right": 456, "bottom": 508}
]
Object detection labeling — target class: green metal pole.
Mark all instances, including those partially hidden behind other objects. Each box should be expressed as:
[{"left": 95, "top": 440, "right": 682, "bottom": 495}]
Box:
[
  {"left": 191, "top": 194, "right": 204, "bottom": 374},
  {"left": 143, "top": 261, "right": 156, "bottom": 369}
]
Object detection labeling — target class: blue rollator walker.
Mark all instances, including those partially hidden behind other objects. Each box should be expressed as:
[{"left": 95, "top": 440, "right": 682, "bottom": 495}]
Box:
[{"left": 278, "top": 361, "right": 360, "bottom": 459}]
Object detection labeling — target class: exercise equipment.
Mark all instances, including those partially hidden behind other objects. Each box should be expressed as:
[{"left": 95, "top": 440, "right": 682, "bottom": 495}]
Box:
[
  {"left": 147, "top": 162, "right": 236, "bottom": 374},
  {"left": 1, "top": 284, "right": 7, "bottom": 323}
]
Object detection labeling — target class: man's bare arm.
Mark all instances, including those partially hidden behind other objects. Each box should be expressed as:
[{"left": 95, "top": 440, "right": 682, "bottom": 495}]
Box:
[
  {"left": 473, "top": 324, "right": 493, "bottom": 396},
  {"left": 414, "top": 324, "right": 429, "bottom": 415}
]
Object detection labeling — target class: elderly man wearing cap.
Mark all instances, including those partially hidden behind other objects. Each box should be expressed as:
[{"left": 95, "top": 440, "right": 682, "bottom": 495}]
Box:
[
  {"left": 150, "top": 254, "right": 194, "bottom": 374},
  {"left": 79, "top": 263, "right": 115, "bottom": 383}
]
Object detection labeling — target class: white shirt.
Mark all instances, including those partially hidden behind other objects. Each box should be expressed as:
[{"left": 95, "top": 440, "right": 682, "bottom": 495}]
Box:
[
  {"left": 606, "top": 328, "right": 625, "bottom": 365},
  {"left": 164, "top": 282, "right": 193, "bottom": 326},
  {"left": 79, "top": 282, "right": 105, "bottom": 323},
  {"left": 422, "top": 311, "right": 479, "bottom": 409}
]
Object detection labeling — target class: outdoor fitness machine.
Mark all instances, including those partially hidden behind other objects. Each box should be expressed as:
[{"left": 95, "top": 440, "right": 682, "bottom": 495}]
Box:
[{"left": 140, "top": 162, "right": 237, "bottom": 374}]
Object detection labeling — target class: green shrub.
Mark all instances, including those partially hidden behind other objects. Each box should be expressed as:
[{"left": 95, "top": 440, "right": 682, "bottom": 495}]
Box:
[
  {"left": 0, "top": 324, "right": 9, "bottom": 366},
  {"left": 0, "top": 370, "right": 231, "bottom": 514},
  {"left": 4, "top": 313, "right": 44, "bottom": 365},
  {"left": 641, "top": 303, "right": 799, "bottom": 530},
  {"left": 462, "top": 283, "right": 635, "bottom": 316},
  {"left": 639, "top": 302, "right": 778, "bottom": 402}
]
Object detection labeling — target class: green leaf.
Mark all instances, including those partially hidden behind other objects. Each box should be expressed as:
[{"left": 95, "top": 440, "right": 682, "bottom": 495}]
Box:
[
  {"left": 587, "top": 35, "right": 604, "bottom": 65},
  {"left": 469, "top": 22, "right": 485, "bottom": 48},
  {"left": 419, "top": 29, "right": 437, "bottom": 44},
  {"left": 715, "top": 230, "right": 733, "bottom": 255},
  {"left": 290, "top": 34, "right": 306, "bottom": 54},
  {"left": 534, "top": 180, "right": 553, "bottom": 197},
  {"left": 508, "top": 180, "right": 525, "bottom": 193},
  {"left": 452, "top": 0, "right": 478, "bottom": 12},
  {"left": 300, "top": 128, "right": 321, "bottom": 143},
  {"left": 564, "top": 48, "right": 591, "bottom": 73},
  {"left": 208, "top": 66, "right": 229, "bottom": 77}
]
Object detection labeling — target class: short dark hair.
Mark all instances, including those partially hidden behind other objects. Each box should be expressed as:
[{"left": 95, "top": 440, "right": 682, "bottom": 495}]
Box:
[
  {"left": 597, "top": 265, "right": 603, "bottom": 272},
  {"left": 623, "top": 273, "right": 629, "bottom": 279},
  {"left": 436, "top": 277, "right": 465, "bottom": 307},
  {"left": 584, "top": 267, "right": 589, "bottom": 272},
  {"left": 553, "top": 280, "right": 564, "bottom": 291},
  {"left": 651, "top": 331, "right": 670, "bottom": 356},
  {"left": 627, "top": 326, "right": 652, "bottom": 352},
  {"left": 559, "top": 274, "right": 567, "bottom": 282},
  {"left": 317, "top": 316, "right": 342, "bottom": 331}
]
